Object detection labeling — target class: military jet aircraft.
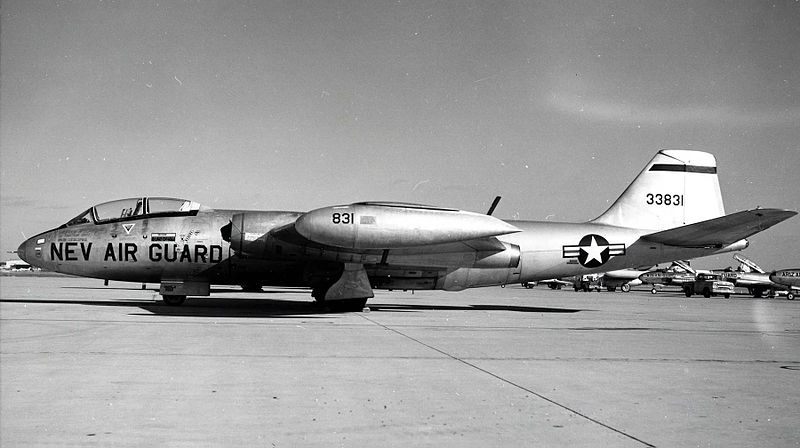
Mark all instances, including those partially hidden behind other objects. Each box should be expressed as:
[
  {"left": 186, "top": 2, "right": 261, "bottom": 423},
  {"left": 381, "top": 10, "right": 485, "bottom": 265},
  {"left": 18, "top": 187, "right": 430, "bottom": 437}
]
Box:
[
  {"left": 637, "top": 261, "right": 698, "bottom": 294},
  {"left": 598, "top": 268, "right": 649, "bottom": 292},
  {"left": 769, "top": 269, "right": 800, "bottom": 300},
  {"left": 715, "top": 254, "right": 783, "bottom": 298},
  {"left": 17, "top": 150, "right": 796, "bottom": 310}
]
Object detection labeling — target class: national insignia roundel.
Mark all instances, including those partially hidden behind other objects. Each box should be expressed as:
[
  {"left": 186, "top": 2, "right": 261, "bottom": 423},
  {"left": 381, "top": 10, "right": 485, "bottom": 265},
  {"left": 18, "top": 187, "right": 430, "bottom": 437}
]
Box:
[{"left": 562, "top": 234, "right": 626, "bottom": 268}]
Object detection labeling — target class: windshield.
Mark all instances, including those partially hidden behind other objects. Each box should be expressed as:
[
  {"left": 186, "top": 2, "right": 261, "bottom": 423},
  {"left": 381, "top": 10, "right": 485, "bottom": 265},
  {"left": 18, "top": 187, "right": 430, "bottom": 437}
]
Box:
[
  {"left": 64, "top": 208, "right": 94, "bottom": 227},
  {"left": 94, "top": 198, "right": 145, "bottom": 222}
]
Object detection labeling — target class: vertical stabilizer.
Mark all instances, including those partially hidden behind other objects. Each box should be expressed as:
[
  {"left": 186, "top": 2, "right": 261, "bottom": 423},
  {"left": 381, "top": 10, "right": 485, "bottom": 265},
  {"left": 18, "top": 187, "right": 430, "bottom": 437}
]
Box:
[{"left": 593, "top": 150, "right": 725, "bottom": 230}]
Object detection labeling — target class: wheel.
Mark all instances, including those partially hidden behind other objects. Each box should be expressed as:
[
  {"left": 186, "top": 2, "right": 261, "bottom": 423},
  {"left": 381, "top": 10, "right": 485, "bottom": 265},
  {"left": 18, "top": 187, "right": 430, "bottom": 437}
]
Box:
[
  {"left": 524, "top": 283, "right": 534, "bottom": 289},
  {"left": 607, "top": 286, "right": 616, "bottom": 292},
  {"left": 723, "top": 293, "right": 730, "bottom": 299},
  {"left": 703, "top": 288, "right": 711, "bottom": 298},
  {"left": 621, "top": 284, "right": 631, "bottom": 293},
  {"left": 651, "top": 287, "right": 658, "bottom": 294},
  {"left": 573, "top": 286, "right": 580, "bottom": 292},
  {"left": 582, "top": 284, "right": 590, "bottom": 292},
  {"left": 753, "top": 289, "right": 763, "bottom": 298},
  {"left": 788, "top": 292, "right": 795, "bottom": 301},
  {"left": 684, "top": 287, "right": 692, "bottom": 297},
  {"left": 162, "top": 295, "right": 187, "bottom": 306},
  {"left": 240, "top": 282, "right": 263, "bottom": 292}
]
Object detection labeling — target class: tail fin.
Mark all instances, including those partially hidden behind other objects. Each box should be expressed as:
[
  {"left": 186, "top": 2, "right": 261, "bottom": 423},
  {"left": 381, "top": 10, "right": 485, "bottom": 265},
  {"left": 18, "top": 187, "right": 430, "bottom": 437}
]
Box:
[{"left": 593, "top": 150, "right": 725, "bottom": 230}]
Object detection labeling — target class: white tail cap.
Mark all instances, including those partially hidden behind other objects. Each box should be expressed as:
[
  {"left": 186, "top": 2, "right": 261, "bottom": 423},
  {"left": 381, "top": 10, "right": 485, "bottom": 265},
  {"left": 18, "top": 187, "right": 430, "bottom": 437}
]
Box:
[{"left": 593, "top": 150, "right": 725, "bottom": 231}]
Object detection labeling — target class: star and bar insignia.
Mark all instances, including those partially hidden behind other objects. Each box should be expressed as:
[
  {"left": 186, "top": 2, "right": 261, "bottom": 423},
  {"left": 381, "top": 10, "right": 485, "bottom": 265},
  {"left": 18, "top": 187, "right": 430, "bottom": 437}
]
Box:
[{"left": 563, "top": 234, "right": 626, "bottom": 268}]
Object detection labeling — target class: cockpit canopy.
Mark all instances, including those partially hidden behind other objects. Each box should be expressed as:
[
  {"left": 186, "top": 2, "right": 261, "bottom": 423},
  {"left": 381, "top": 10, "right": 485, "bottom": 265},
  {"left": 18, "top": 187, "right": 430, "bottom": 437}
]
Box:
[{"left": 63, "top": 197, "right": 202, "bottom": 227}]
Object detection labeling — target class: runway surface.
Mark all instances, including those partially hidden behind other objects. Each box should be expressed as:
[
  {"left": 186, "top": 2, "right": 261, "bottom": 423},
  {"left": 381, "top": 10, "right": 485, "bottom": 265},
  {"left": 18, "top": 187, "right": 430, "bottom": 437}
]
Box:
[{"left": 1, "top": 276, "right": 798, "bottom": 447}]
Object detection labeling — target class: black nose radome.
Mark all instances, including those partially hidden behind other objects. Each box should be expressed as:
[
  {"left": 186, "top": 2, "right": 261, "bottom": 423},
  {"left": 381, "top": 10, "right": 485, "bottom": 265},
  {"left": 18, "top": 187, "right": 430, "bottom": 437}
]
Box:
[{"left": 17, "top": 240, "right": 29, "bottom": 264}]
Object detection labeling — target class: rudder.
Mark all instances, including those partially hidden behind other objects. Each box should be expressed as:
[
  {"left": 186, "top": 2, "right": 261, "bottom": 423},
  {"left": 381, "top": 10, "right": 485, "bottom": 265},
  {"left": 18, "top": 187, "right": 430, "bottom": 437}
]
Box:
[{"left": 592, "top": 150, "right": 725, "bottom": 231}]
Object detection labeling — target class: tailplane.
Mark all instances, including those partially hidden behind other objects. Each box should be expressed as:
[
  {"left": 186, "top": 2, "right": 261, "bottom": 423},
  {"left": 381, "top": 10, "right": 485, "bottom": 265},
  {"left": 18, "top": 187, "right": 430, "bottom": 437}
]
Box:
[{"left": 593, "top": 150, "right": 724, "bottom": 230}]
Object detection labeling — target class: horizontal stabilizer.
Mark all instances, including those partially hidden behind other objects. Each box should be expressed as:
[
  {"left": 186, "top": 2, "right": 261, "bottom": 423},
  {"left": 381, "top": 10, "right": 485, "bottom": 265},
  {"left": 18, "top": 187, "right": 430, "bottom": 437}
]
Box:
[{"left": 642, "top": 209, "right": 796, "bottom": 247}]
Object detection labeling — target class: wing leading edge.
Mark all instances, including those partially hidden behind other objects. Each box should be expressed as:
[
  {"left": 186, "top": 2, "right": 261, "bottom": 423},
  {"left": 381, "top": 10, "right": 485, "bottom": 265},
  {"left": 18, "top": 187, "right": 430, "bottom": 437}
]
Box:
[{"left": 642, "top": 209, "right": 797, "bottom": 247}]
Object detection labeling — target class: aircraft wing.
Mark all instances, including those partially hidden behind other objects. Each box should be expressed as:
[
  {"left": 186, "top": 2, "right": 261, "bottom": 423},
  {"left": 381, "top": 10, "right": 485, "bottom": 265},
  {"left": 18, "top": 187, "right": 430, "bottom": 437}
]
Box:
[{"left": 642, "top": 209, "right": 796, "bottom": 247}]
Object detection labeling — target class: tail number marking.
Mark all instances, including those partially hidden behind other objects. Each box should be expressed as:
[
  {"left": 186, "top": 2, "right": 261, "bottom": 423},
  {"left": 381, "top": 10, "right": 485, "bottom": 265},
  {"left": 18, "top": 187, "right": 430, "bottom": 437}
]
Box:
[{"left": 646, "top": 193, "right": 683, "bottom": 206}]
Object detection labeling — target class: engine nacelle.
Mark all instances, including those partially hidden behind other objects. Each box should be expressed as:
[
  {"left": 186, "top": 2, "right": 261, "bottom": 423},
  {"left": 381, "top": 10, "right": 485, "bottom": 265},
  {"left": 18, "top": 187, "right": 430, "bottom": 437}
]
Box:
[
  {"left": 223, "top": 211, "right": 302, "bottom": 256},
  {"left": 294, "top": 202, "right": 520, "bottom": 249}
]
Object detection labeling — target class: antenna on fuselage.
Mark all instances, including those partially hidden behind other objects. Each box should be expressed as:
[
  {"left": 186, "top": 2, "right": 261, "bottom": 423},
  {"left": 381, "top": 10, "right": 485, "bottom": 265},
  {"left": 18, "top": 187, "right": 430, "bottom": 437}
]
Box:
[{"left": 486, "top": 196, "right": 502, "bottom": 216}]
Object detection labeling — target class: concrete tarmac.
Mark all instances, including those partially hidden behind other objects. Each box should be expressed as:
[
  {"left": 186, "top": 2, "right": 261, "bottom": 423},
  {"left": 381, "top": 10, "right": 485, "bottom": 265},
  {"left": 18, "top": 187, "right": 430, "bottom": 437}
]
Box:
[{"left": 1, "top": 276, "right": 798, "bottom": 447}]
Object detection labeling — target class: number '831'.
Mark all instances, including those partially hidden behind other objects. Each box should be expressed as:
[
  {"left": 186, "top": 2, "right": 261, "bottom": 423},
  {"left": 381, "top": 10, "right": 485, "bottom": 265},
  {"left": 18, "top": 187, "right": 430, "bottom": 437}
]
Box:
[
  {"left": 332, "top": 212, "right": 354, "bottom": 224},
  {"left": 646, "top": 193, "right": 683, "bottom": 206}
]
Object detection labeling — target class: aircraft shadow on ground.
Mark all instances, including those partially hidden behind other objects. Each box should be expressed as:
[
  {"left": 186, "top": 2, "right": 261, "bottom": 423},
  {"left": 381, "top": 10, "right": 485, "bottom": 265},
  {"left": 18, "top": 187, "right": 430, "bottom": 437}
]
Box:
[
  {"left": 0, "top": 297, "right": 327, "bottom": 318},
  {"left": 61, "top": 286, "right": 309, "bottom": 294},
  {"left": 366, "top": 303, "right": 585, "bottom": 313},
  {"left": 0, "top": 297, "right": 586, "bottom": 318}
]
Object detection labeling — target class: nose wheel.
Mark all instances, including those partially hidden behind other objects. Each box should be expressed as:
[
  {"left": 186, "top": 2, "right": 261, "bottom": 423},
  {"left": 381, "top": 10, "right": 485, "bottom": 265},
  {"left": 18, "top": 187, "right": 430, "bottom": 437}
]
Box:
[{"left": 162, "top": 295, "right": 187, "bottom": 306}]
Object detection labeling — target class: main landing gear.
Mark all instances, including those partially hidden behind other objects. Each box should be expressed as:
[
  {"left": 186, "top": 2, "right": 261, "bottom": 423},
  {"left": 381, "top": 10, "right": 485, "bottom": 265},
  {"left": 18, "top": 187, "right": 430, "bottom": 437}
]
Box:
[{"left": 311, "top": 263, "right": 373, "bottom": 312}]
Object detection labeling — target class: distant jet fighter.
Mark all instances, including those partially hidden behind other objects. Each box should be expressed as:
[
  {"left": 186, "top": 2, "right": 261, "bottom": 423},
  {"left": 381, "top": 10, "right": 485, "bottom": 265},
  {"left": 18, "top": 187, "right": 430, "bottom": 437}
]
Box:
[
  {"left": 769, "top": 269, "right": 800, "bottom": 300},
  {"left": 598, "top": 268, "right": 650, "bottom": 292},
  {"left": 714, "top": 254, "right": 784, "bottom": 298},
  {"left": 17, "top": 150, "right": 796, "bottom": 310},
  {"left": 638, "top": 261, "right": 697, "bottom": 294}
]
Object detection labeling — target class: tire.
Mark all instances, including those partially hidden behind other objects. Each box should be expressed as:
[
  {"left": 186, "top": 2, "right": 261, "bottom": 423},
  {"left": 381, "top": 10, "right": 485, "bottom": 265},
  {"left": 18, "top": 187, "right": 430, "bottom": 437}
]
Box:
[
  {"left": 651, "top": 288, "right": 658, "bottom": 294},
  {"left": 240, "top": 283, "right": 263, "bottom": 292},
  {"left": 703, "top": 288, "right": 711, "bottom": 298},
  {"left": 607, "top": 286, "right": 616, "bottom": 292},
  {"left": 788, "top": 292, "right": 795, "bottom": 301},
  {"left": 621, "top": 284, "right": 631, "bottom": 293},
  {"left": 684, "top": 287, "right": 692, "bottom": 298},
  {"left": 162, "top": 295, "right": 187, "bottom": 306},
  {"left": 723, "top": 293, "right": 730, "bottom": 299}
]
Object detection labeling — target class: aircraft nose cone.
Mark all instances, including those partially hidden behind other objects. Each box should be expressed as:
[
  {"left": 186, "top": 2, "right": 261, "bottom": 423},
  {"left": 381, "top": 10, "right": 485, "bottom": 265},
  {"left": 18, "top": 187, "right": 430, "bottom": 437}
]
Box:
[
  {"left": 17, "top": 234, "right": 46, "bottom": 268},
  {"left": 17, "top": 240, "right": 30, "bottom": 264}
]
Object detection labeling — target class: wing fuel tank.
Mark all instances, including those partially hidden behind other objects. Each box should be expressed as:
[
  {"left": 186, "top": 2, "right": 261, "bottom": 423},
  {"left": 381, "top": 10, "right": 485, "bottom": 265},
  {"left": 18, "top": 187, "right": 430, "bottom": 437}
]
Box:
[{"left": 294, "top": 202, "right": 521, "bottom": 249}]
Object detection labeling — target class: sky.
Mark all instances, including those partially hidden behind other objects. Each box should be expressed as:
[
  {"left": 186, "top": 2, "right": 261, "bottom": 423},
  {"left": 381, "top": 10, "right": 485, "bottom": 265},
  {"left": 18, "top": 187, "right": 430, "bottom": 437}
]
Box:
[{"left": 1, "top": 0, "right": 799, "bottom": 270}]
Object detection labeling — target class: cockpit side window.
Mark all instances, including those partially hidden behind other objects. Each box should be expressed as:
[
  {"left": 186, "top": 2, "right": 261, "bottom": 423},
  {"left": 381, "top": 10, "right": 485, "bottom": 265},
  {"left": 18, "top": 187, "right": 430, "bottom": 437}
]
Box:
[{"left": 147, "top": 197, "right": 194, "bottom": 215}]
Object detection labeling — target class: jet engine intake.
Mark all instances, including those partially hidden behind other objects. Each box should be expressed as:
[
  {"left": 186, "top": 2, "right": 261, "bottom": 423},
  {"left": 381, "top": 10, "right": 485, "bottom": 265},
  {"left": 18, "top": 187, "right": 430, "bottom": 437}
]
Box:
[{"left": 223, "top": 211, "right": 302, "bottom": 256}]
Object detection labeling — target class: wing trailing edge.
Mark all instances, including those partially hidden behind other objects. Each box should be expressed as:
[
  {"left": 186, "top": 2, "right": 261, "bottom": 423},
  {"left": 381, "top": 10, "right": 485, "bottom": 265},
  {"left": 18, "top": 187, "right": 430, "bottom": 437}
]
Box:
[{"left": 641, "top": 209, "right": 796, "bottom": 247}]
